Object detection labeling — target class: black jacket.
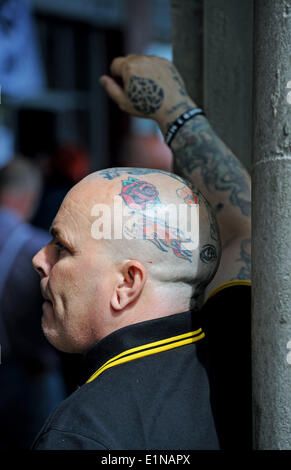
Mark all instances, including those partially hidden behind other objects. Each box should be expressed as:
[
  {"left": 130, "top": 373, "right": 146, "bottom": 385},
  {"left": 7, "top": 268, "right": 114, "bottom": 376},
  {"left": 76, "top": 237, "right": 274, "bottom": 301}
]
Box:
[{"left": 32, "top": 282, "right": 251, "bottom": 450}]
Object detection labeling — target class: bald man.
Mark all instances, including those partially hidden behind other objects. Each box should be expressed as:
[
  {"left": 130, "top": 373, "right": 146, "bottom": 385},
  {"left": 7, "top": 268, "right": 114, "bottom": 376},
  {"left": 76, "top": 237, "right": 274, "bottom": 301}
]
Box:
[
  {"left": 32, "top": 168, "right": 221, "bottom": 450},
  {"left": 32, "top": 55, "right": 251, "bottom": 450}
]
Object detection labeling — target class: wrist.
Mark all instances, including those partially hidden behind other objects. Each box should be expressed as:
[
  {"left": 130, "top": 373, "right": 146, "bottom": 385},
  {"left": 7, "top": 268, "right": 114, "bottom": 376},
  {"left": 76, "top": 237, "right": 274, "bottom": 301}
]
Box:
[
  {"left": 165, "top": 108, "right": 205, "bottom": 147},
  {"left": 156, "top": 98, "right": 198, "bottom": 136}
]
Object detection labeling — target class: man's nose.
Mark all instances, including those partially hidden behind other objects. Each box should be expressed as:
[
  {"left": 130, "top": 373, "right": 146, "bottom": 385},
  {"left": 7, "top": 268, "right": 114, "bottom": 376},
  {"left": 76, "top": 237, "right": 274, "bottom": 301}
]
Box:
[{"left": 32, "top": 245, "right": 51, "bottom": 278}]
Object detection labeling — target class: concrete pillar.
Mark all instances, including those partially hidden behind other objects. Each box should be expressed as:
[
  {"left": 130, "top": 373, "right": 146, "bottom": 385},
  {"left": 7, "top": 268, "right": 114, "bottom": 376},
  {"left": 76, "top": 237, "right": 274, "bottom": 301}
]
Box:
[
  {"left": 171, "top": 0, "right": 253, "bottom": 171},
  {"left": 203, "top": 0, "right": 253, "bottom": 172},
  {"left": 171, "top": 0, "right": 203, "bottom": 107},
  {"left": 252, "top": 0, "right": 291, "bottom": 449}
]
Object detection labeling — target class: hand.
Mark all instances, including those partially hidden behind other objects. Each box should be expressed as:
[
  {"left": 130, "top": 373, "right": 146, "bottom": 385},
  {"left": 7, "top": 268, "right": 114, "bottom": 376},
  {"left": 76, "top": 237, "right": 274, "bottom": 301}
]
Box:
[{"left": 99, "top": 54, "right": 197, "bottom": 134}]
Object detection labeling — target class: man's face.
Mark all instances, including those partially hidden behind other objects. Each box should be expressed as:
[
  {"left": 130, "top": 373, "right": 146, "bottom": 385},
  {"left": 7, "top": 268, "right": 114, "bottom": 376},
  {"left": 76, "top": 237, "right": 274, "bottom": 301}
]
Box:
[{"left": 33, "top": 182, "right": 115, "bottom": 353}]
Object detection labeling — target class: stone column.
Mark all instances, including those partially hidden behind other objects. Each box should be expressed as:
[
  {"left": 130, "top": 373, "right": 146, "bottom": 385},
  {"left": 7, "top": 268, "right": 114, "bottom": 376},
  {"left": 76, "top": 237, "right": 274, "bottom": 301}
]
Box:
[
  {"left": 171, "top": 0, "right": 203, "bottom": 107},
  {"left": 171, "top": 0, "right": 253, "bottom": 171},
  {"left": 203, "top": 0, "right": 253, "bottom": 172},
  {"left": 252, "top": 0, "right": 291, "bottom": 449}
]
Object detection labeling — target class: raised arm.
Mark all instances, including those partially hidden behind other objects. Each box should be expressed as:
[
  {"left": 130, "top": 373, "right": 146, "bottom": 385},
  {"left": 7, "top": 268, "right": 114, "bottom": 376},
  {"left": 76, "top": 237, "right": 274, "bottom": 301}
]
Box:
[{"left": 100, "top": 54, "right": 251, "bottom": 296}]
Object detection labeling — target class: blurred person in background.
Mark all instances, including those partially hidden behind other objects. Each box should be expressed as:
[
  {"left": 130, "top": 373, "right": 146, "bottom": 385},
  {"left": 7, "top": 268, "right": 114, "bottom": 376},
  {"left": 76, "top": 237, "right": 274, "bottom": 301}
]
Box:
[
  {"left": 123, "top": 134, "right": 173, "bottom": 171},
  {"left": 0, "top": 157, "right": 66, "bottom": 450},
  {"left": 32, "top": 143, "right": 90, "bottom": 233}
]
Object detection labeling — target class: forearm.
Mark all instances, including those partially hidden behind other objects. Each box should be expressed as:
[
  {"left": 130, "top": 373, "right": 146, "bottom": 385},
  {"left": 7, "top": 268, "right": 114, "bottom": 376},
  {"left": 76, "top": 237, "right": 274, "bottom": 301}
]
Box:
[
  {"left": 159, "top": 112, "right": 251, "bottom": 248},
  {"left": 100, "top": 54, "right": 251, "bottom": 282},
  {"left": 100, "top": 54, "right": 251, "bottom": 248}
]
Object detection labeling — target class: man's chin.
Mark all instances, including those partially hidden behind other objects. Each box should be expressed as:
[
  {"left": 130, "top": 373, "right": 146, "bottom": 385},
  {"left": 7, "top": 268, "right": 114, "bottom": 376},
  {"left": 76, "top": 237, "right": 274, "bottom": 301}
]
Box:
[
  {"left": 42, "top": 301, "right": 56, "bottom": 330},
  {"left": 41, "top": 327, "right": 71, "bottom": 353},
  {"left": 41, "top": 302, "right": 63, "bottom": 351},
  {"left": 42, "top": 299, "right": 54, "bottom": 316},
  {"left": 41, "top": 311, "right": 85, "bottom": 354}
]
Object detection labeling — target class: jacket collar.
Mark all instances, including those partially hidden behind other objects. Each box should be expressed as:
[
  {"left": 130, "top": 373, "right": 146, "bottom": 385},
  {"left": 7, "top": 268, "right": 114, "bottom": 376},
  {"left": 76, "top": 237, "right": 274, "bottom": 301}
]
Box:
[{"left": 81, "top": 310, "right": 203, "bottom": 384}]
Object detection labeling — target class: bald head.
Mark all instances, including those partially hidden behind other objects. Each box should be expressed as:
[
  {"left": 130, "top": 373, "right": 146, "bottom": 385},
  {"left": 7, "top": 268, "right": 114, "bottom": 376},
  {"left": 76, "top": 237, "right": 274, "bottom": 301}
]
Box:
[
  {"left": 33, "top": 166, "right": 221, "bottom": 352},
  {"left": 66, "top": 167, "right": 221, "bottom": 309}
]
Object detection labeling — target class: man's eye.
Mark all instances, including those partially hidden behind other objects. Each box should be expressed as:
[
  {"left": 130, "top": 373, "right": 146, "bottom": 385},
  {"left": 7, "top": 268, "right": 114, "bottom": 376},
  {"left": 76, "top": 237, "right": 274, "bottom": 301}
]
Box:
[{"left": 54, "top": 241, "right": 67, "bottom": 254}]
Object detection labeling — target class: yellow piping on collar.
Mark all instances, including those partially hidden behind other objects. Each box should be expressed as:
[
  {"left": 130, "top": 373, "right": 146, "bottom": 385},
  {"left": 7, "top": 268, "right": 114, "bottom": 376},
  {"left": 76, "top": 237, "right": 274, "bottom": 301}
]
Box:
[
  {"left": 86, "top": 329, "right": 205, "bottom": 384},
  {"left": 205, "top": 279, "right": 251, "bottom": 304}
]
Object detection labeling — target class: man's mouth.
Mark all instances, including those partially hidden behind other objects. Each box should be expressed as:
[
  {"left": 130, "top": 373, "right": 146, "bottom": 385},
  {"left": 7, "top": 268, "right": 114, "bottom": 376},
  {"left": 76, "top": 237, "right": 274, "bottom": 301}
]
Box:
[
  {"left": 40, "top": 283, "right": 53, "bottom": 305},
  {"left": 42, "top": 291, "right": 52, "bottom": 303}
]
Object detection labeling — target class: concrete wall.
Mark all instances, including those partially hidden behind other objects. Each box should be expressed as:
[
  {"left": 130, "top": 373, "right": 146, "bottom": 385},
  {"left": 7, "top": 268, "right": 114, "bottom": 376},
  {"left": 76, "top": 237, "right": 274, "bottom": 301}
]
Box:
[
  {"left": 252, "top": 0, "right": 291, "bottom": 449},
  {"left": 171, "top": 0, "right": 203, "bottom": 107},
  {"left": 171, "top": 0, "right": 291, "bottom": 449},
  {"left": 171, "top": 0, "right": 253, "bottom": 171},
  {"left": 204, "top": 0, "right": 253, "bottom": 172}
]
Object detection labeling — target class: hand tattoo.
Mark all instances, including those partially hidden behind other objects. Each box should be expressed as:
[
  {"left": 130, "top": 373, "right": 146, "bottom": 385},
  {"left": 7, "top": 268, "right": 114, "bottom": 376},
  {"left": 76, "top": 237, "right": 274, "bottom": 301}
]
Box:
[{"left": 127, "top": 76, "right": 164, "bottom": 115}]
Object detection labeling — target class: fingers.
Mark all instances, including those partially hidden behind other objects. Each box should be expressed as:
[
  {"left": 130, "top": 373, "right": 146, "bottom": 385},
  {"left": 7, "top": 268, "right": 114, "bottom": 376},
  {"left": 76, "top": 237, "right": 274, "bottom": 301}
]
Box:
[
  {"left": 110, "top": 54, "right": 143, "bottom": 76},
  {"left": 110, "top": 57, "right": 127, "bottom": 78},
  {"left": 99, "top": 75, "right": 127, "bottom": 109},
  {"left": 100, "top": 56, "right": 130, "bottom": 109}
]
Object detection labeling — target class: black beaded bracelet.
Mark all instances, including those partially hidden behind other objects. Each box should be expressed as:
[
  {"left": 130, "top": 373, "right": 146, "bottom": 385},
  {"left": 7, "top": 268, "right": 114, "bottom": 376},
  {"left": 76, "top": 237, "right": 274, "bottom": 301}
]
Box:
[{"left": 165, "top": 108, "right": 205, "bottom": 146}]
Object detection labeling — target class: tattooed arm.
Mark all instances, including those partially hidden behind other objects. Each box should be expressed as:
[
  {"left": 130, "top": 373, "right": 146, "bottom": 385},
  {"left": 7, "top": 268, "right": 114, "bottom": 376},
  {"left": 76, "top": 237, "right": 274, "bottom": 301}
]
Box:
[
  {"left": 169, "top": 110, "right": 251, "bottom": 294},
  {"left": 100, "top": 54, "right": 251, "bottom": 292}
]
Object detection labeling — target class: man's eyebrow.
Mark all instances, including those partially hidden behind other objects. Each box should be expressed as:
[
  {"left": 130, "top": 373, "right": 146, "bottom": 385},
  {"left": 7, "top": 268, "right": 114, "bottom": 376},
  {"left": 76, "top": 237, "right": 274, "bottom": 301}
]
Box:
[
  {"left": 49, "top": 226, "right": 59, "bottom": 238},
  {"left": 49, "top": 226, "right": 73, "bottom": 249}
]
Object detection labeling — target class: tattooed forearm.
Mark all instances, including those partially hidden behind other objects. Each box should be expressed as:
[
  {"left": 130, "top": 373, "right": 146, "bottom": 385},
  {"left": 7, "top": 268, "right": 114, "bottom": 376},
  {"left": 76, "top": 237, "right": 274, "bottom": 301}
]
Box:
[
  {"left": 172, "top": 116, "right": 251, "bottom": 218},
  {"left": 127, "top": 76, "right": 164, "bottom": 115},
  {"left": 232, "top": 238, "right": 251, "bottom": 280}
]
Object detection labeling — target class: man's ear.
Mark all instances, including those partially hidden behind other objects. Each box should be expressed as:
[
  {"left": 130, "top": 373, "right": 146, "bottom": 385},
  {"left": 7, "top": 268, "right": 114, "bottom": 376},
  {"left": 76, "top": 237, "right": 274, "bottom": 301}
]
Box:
[{"left": 110, "top": 260, "right": 147, "bottom": 311}]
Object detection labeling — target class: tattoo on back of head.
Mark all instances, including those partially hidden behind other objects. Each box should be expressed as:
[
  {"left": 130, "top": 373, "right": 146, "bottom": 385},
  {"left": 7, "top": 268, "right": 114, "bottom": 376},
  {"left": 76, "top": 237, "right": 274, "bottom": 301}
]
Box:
[
  {"left": 119, "top": 176, "right": 193, "bottom": 263},
  {"left": 98, "top": 167, "right": 186, "bottom": 185},
  {"left": 97, "top": 168, "right": 219, "bottom": 261},
  {"left": 176, "top": 186, "right": 199, "bottom": 205},
  {"left": 128, "top": 76, "right": 164, "bottom": 115},
  {"left": 200, "top": 244, "right": 217, "bottom": 264},
  {"left": 119, "top": 177, "right": 160, "bottom": 210},
  {"left": 175, "top": 177, "right": 219, "bottom": 243}
]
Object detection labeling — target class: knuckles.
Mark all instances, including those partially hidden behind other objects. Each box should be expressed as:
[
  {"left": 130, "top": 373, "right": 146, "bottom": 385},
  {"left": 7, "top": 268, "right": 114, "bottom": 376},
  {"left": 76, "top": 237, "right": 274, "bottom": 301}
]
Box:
[{"left": 113, "top": 54, "right": 171, "bottom": 81}]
